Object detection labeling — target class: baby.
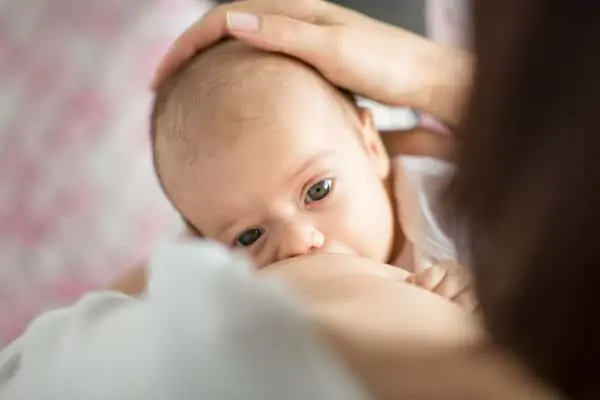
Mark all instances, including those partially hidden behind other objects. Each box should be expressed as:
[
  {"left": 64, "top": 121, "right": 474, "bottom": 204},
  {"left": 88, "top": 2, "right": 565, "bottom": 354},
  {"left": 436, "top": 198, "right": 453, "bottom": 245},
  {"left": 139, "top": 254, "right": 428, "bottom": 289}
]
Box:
[{"left": 151, "top": 40, "right": 471, "bottom": 307}]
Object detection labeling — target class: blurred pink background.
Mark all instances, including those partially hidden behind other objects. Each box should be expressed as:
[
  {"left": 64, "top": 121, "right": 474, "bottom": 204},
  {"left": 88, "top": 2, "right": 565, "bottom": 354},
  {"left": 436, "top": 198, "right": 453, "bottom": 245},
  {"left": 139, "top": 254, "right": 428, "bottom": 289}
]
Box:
[
  {"left": 0, "top": 0, "right": 469, "bottom": 347},
  {"left": 0, "top": 0, "right": 211, "bottom": 346}
]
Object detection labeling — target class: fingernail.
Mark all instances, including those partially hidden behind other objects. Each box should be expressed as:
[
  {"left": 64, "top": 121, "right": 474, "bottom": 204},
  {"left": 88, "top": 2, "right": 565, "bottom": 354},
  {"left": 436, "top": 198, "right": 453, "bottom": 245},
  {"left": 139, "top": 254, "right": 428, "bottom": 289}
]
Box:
[{"left": 227, "top": 12, "right": 260, "bottom": 32}]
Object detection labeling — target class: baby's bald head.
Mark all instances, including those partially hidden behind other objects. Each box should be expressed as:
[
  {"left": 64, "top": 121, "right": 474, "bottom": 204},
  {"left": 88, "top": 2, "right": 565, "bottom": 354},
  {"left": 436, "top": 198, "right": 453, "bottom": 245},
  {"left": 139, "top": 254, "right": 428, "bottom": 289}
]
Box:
[
  {"left": 151, "top": 40, "right": 359, "bottom": 178},
  {"left": 149, "top": 40, "right": 394, "bottom": 268},
  {"left": 152, "top": 41, "right": 394, "bottom": 265}
]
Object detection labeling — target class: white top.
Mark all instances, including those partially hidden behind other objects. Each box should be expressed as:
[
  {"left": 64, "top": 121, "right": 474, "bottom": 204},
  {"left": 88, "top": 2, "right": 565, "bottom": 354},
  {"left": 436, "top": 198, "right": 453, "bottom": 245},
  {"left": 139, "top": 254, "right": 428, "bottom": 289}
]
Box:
[
  {"left": 0, "top": 241, "right": 369, "bottom": 400},
  {"left": 391, "top": 155, "right": 457, "bottom": 272}
]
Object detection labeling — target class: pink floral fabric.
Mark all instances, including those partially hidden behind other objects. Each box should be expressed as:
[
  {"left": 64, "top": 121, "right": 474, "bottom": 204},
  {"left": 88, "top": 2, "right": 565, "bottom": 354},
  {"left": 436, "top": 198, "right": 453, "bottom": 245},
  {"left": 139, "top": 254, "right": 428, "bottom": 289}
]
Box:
[{"left": 0, "top": 0, "right": 211, "bottom": 346}]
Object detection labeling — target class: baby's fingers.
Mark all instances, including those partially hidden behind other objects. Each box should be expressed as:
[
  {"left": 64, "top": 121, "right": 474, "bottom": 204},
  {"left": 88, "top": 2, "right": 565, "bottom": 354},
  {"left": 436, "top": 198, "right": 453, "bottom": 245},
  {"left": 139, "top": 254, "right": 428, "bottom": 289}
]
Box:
[
  {"left": 435, "top": 269, "right": 479, "bottom": 312},
  {"left": 451, "top": 288, "right": 479, "bottom": 313},
  {"left": 407, "top": 264, "right": 479, "bottom": 312},
  {"left": 436, "top": 272, "right": 469, "bottom": 299},
  {"left": 406, "top": 265, "right": 447, "bottom": 292}
]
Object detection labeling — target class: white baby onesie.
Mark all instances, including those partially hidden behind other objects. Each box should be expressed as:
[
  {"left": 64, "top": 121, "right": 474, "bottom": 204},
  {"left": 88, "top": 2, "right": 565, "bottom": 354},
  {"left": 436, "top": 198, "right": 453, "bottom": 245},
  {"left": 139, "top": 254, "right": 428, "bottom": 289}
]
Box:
[
  {"left": 0, "top": 241, "right": 369, "bottom": 400},
  {"left": 391, "top": 155, "right": 458, "bottom": 272}
]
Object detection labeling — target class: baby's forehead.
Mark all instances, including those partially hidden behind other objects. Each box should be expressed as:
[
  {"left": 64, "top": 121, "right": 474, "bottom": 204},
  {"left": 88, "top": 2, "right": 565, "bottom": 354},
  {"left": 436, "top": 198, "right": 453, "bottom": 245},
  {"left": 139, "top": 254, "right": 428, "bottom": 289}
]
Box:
[
  {"left": 155, "top": 43, "right": 355, "bottom": 140},
  {"left": 200, "top": 64, "right": 349, "bottom": 130},
  {"left": 151, "top": 42, "right": 362, "bottom": 194}
]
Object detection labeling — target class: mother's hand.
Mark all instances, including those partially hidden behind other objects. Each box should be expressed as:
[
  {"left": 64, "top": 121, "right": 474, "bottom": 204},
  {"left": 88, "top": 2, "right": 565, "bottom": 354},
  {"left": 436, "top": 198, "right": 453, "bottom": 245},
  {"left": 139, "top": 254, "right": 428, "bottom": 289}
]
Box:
[{"left": 152, "top": 0, "right": 472, "bottom": 126}]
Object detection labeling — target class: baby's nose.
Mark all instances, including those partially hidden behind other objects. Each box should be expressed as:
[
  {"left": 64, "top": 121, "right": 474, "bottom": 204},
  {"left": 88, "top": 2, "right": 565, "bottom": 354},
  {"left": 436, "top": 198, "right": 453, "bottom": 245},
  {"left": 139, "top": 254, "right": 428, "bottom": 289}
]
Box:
[{"left": 277, "top": 224, "right": 325, "bottom": 260}]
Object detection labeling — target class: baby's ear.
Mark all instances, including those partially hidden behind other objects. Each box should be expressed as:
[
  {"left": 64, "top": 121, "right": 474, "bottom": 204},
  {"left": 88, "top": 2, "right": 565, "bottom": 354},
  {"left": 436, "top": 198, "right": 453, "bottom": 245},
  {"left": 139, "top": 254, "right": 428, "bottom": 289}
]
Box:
[{"left": 357, "top": 107, "right": 391, "bottom": 179}]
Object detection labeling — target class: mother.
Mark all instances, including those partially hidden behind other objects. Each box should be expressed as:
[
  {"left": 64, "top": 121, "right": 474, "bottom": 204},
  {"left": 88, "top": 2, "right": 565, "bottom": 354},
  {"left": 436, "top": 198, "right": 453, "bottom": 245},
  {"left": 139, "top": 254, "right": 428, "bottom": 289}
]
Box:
[{"left": 155, "top": 0, "right": 600, "bottom": 398}]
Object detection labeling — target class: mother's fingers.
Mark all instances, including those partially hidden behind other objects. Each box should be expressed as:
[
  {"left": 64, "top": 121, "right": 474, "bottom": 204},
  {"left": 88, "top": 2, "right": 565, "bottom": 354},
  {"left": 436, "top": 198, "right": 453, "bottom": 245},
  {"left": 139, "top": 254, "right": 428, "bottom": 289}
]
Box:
[
  {"left": 152, "top": 0, "right": 324, "bottom": 89},
  {"left": 152, "top": 1, "right": 260, "bottom": 89},
  {"left": 153, "top": 11, "right": 336, "bottom": 90},
  {"left": 227, "top": 13, "right": 337, "bottom": 71},
  {"left": 152, "top": 7, "right": 228, "bottom": 89}
]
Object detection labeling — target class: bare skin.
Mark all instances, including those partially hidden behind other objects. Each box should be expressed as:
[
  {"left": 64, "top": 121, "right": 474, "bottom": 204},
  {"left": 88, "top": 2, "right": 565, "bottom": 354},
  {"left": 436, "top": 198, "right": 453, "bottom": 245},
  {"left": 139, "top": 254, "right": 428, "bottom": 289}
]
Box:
[{"left": 261, "top": 254, "right": 556, "bottom": 400}]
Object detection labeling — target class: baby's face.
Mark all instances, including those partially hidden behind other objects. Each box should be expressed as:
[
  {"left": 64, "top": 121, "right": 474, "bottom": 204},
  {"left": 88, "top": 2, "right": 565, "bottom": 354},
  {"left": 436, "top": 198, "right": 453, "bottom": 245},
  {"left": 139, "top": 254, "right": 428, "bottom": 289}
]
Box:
[{"left": 156, "top": 48, "right": 397, "bottom": 268}]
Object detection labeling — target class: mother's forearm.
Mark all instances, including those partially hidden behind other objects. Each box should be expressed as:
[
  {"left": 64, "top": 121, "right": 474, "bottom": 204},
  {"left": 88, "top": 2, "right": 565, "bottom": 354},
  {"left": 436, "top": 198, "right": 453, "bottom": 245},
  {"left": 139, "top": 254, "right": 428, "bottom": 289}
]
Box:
[
  {"left": 419, "top": 43, "right": 473, "bottom": 127},
  {"left": 407, "top": 38, "right": 473, "bottom": 127},
  {"left": 362, "top": 23, "right": 473, "bottom": 127}
]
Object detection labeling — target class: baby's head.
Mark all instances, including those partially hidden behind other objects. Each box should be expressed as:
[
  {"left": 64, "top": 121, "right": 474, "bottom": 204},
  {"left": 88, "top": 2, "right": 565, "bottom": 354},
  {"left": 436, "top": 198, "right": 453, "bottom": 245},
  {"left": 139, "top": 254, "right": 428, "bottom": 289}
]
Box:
[{"left": 152, "top": 41, "right": 397, "bottom": 267}]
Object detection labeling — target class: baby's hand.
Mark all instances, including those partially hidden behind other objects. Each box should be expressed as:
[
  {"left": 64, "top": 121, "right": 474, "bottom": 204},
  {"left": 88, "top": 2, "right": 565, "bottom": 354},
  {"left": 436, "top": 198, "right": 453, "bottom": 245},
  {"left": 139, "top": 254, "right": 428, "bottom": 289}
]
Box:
[{"left": 406, "top": 261, "right": 478, "bottom": 312}]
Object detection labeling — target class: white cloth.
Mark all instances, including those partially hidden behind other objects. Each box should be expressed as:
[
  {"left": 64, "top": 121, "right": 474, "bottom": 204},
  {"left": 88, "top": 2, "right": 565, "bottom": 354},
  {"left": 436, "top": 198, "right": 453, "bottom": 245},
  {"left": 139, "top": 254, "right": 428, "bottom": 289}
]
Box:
[
  {"left": 356, "top": 98, "right": 418, "bottom": 131},
  {"left": 0, "top": 241, "right": 369, "bottom": 400},
  {"left": 391, "top": 156, "right": 457, "bottom": 272}
]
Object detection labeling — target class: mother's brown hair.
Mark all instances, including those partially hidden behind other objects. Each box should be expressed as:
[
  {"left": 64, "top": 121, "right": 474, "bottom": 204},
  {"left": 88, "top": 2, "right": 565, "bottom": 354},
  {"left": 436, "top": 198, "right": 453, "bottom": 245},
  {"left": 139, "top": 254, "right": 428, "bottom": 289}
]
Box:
[{"left": 447, "top": 1, "right": 600, "bottom": 398}]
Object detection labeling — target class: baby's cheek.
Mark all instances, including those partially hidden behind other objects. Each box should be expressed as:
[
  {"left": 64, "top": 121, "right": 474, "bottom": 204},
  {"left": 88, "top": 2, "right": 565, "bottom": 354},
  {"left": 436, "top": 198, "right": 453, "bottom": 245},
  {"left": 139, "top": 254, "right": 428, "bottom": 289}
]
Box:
[{"left": 337, "top": 193, "right": 393, "bottom": 261}]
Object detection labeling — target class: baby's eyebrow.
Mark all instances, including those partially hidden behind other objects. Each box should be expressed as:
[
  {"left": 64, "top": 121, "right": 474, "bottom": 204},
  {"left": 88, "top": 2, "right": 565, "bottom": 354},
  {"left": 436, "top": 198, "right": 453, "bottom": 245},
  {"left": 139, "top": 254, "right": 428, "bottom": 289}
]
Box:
[
  {"left": 288, "top": 150, "right": 335, "bottom": 183},
  {"left": 214, "top": 207, "right": 256, "bottom": 239},
  {"left": 213, "top": 214, "right": 239, "bottom": 239}
]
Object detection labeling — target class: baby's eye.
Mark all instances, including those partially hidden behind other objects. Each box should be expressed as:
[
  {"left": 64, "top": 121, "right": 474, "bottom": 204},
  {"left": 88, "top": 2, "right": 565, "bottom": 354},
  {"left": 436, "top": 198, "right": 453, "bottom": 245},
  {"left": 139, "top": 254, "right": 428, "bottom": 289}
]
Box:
[
  {"left": 305, "top": 178, "right": 333, "bottom": 203},
  {"left": 235, "top": 228, "right": 264, "bottom": 247}
]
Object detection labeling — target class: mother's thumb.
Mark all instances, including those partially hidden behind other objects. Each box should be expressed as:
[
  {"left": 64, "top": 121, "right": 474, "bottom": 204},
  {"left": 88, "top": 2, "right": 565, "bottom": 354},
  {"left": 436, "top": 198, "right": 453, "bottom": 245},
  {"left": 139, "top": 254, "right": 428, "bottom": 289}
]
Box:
[{"left": 226, "top": 12, "right": 330, "bottom": 64}]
